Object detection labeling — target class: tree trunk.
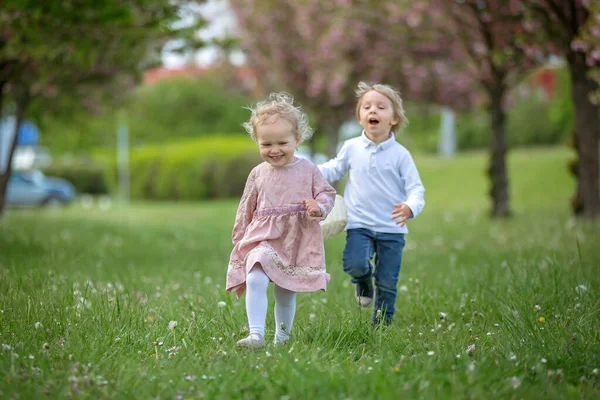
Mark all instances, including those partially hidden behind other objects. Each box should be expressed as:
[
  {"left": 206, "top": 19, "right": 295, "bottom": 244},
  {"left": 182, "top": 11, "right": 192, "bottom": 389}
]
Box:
[
  {"left": 487, "top": 86, "right": 511, "bottom": 218},
  {"left": 566, "top": 50, "right": 599, "bottom": 219},
  {"left": 322, "top": 118, "right": 341, "bottom": 159},
  {"left": 0, "top": 87, "right": 29, "bottom": 218}
]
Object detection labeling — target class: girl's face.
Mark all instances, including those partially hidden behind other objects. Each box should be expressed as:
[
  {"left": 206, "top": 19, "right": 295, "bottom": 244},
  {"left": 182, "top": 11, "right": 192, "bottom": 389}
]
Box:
[
  {"left": 358, "top": 90, "right": 398, "bottom": 141},
  {"left": 256, "top": 117, "right": 300, "bottom": 167}
]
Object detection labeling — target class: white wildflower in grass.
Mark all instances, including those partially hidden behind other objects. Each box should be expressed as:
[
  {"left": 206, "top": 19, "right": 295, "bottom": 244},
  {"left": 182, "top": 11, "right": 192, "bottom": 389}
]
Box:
[
  {"left": 508, "top": 352, "right": 517, "bottom": 361},
  {"left": 541, "top": 358, "right": 547, "bottom": 364},
  {"left": 34, "top": 322, "right": 43, "bottom": 329},
  {"left": 309, "top": 313, "right": 316, "bottom": 321},
  {"left": 439, "top": 312, "right": 447, "bottom": 321},
  {"left": 456, "top": 354, "right": 461, "bottom": 359},
  {"left": 42, "top": 342, "right": 50, "bottom": 350},
  {"left": 399, "top": 285, "right": 408, "bottom": 292},
  {"left": 2, "top": 344, "right": 13, "bottom": 352},
  {"left": 592, "top": 368, "right": 598, "bottom": 375},
  {"left": 534, "top": 305, "right": 541, "bottom": 311},
  {"left": 427, "top": 351, "right": 435, "bottom": 356},
  {"left": 467, "top": 362, "right": 476, "bottom": 373},
  {"left": 577, "top": 284, "right": 588, "bottom": 292},
  {"left": 168, "top": 320, "right": 178, "bottom": 330},
  {"left": 467, "top": 344, "right": 475, "bottom": 354},
  {"left": 265, "top": 351, "right": 272, "bottom": 357},
  {"left": 511, "top": 376, "right": 521, "bottom": 389},
  {"left": 218, "top": 301, "right": 226, "bottom": 308}
]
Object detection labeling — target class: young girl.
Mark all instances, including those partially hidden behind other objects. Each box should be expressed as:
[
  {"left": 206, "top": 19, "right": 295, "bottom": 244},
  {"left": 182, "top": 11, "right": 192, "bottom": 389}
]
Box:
[{"left": 226, "top": 92, "right": 336, "bottom": 348}]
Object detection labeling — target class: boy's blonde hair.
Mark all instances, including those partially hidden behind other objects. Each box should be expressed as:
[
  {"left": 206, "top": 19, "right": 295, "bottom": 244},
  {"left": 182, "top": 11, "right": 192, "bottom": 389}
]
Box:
[
  {"left": 242, "top": 92, "right": 313, "bottom": 143},
  {"left": 355, "top": 81, "right": 408, "bottom": 133}
]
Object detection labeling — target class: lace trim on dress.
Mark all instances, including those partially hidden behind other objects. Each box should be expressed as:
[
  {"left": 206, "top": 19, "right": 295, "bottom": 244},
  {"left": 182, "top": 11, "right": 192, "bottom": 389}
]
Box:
[{"left": 236, "top": 243, "right": 325, "bottom": 277}]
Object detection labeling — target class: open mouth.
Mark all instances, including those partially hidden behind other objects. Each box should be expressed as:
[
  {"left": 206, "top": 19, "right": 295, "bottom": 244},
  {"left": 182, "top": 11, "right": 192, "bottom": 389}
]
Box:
[{"left": 368, "top": 118, "right": 379, "bottom": 125}]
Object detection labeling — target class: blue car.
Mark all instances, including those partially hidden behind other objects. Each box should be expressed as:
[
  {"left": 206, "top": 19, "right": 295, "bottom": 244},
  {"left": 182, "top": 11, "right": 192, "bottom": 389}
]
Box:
[{"left": 6, "top": 170, "right": 75, "bottom": 207}]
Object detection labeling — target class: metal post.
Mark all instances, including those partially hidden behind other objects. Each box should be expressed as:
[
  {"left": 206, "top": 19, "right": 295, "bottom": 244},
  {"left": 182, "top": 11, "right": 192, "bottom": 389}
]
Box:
[
  {"left": 117, "top": 115, "right": 130, "bottom": 204},
  {"left": 439, "top": 106, "right": 456, "bottom": 157}
]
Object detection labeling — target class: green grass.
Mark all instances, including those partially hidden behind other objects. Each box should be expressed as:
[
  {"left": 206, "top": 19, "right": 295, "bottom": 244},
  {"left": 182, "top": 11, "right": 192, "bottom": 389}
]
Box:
[{"left": 1, "top": 147, "right": 599, "bottom": 399}]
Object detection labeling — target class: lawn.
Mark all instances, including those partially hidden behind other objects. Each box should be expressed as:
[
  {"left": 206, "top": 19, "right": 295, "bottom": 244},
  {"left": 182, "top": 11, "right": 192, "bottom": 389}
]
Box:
[{"left": 1, "top": 147, "right": 599, "bottom": 399}]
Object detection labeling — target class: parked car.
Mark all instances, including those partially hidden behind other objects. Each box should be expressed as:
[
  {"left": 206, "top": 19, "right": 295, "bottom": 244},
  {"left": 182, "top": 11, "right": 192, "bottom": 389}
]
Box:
[{"left": 5, "top": 170, "right": 75, "bottom": 207}]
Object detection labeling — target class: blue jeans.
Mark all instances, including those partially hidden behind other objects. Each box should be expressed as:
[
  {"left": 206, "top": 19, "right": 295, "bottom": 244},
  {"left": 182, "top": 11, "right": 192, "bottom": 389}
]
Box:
[{"left": 342, "top": 228, "right": 405, "bottom": 321}]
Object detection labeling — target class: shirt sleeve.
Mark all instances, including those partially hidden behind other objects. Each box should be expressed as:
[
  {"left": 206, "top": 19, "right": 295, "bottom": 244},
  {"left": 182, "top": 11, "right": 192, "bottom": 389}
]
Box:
[
  {"left": 400, "top": 151, "right": 425, "bottom": 219},
  {"left": 232, "top": 168, "right": 258, "bottom": 245},
  {"left": 311, "top": 165, "right": 337, "bottom": 221},
  {"left": 317, "top": 141, "right": 350, "bottom": 183}
]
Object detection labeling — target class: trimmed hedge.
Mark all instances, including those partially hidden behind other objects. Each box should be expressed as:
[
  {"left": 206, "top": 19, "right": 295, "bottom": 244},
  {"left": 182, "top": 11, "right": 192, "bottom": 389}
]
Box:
[
  {"left": 97, "top": 135, "right": 263, "bottom": 201},
  {"left": 43, "top": 161, "right": 109, "bottom": 195}
]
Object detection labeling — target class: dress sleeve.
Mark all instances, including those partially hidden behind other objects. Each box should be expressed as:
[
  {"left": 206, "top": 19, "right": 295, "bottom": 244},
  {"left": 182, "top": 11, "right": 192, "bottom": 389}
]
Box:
[
  {"left": 312, "top": 164, "right": 336, "bottom": 221},
  {"left": 232, "top": 168, "right": 258, "bottom": 245}
]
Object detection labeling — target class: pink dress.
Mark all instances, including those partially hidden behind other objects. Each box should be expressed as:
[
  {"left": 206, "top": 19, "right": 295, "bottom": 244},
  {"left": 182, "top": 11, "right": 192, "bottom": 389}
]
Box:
[{"left": 226, "top": 157, "right": 336, "bottom": 297}]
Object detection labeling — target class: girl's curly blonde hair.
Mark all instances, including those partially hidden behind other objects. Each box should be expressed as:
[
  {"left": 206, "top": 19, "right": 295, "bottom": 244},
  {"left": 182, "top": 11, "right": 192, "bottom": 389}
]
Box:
[
  {"left": 355, "top": 81, "right": 408, "bottom": 133},
  {"left": 242, "top": 92, "right": 313, "bottom": 143}
]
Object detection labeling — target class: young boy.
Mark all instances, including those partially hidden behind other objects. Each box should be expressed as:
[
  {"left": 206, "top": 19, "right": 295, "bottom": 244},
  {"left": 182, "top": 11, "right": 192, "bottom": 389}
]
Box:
[{"left": 318, "top": 81, "right": 425, "bottom": 326}]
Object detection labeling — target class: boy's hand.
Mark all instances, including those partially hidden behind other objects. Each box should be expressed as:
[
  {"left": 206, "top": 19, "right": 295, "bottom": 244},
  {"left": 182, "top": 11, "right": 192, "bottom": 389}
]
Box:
[
  {"left": 303, "top": 199, "right": 322, "bottom": 217},
  {"left": 391, "top": 203, "right": 413, "bottom": 227}
]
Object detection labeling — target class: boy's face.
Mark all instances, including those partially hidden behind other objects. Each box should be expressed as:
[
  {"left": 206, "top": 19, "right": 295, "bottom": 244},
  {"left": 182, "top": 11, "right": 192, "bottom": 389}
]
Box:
[
  {"left": 358, "top": 90, "right": 398, "bottom": 140},
  {"left": 256, "top": 117, "right": 299, "bottom": 167}
]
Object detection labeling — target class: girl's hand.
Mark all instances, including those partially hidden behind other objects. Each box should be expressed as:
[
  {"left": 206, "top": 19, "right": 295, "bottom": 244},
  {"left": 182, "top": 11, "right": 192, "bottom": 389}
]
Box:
[
  {"left": 303, "top": 199, "right": 322, "bottom": 217},
  {"left": 391, "top": 203, "right": 413, "bottom": 227}
]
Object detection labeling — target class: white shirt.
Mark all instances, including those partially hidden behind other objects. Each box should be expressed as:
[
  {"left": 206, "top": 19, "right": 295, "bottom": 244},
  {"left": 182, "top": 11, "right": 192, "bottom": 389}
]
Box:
[{"left": 318, "top": 132, "right": 425, "bottom": 234}]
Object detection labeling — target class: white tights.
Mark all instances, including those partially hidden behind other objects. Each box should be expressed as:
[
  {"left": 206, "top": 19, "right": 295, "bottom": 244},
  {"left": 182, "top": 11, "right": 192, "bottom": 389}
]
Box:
[{"left": 245, "top": 264, "right": 296, "bottom": 342}]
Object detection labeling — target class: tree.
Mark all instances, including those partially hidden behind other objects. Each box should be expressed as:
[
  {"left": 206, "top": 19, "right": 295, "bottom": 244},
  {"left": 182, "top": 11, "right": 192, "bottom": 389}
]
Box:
[
  {"left": 229, "top": 0, "right": 425, "bottom": 158},
  {"left": 422, "top": 0, "right": 539, "bottom": 218},
  {"left": 0, "top": 0, "right": 204, "bottom": 216},
  {"left": 522, "top": 0, "right": 600, "bottom": 218}
]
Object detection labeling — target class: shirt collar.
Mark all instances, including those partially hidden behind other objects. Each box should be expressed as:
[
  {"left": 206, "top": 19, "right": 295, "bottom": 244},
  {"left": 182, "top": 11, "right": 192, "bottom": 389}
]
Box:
[{"left": 360, "top": 130, "right": 396, "bottom": 150}]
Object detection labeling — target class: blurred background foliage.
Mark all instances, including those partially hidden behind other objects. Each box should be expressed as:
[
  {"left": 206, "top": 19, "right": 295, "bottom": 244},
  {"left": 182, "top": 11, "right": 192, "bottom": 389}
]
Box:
[{"left": 29, "top": 63, "right": 576, "bottom": 200}]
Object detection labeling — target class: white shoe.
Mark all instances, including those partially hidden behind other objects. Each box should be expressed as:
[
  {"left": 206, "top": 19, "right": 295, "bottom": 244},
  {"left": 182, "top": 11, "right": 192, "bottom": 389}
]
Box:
[
  {"left": 356, "top": 296, "right": 373, "bottom": 307},
  {"left": 236, "top": 334, "right": 265, "bottom": 349}
]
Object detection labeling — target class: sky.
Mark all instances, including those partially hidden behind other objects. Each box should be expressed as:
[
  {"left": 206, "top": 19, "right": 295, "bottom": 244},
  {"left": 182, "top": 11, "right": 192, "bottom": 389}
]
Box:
[{"left": 162, "top": 0, "right": 245, "bottom": 68}]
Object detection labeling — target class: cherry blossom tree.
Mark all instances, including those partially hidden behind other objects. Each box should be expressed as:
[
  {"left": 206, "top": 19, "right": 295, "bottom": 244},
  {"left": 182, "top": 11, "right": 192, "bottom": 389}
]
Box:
[
  {"left": 229, "top": 0, "right": 475, "bottom": 158},
  {"left": 420, "top": 0, "right": 541, "bottom": 218},
  {"left": 521, "top": 0, "right": 600, "bottom": 218}
]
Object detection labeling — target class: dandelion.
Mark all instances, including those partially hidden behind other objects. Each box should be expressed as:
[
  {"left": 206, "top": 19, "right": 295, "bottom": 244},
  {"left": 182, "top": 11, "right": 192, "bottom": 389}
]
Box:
[
  {"left": 511, "top": 376, "right": 521, "bottom": 389},
  {"left": 218, "top": 301, "right": 226, "bottom": 308},
  {"left": 467, "top": 344, "right": 475, "bottom": 354},
  {"left": 467, "top": 362, "right": 476, "bottom": 373},
  {"left": 34, "top": 322, "right": 43, "bottom": 329},
  {"left": 576, "top": 284, "right": 588, "bottom": 293},
  {"left": 168, "top": 320, "right": 178, "bottom": 330},
  {"left": 538, "top": 316, "right": 545, "bottom": 323},
  {"left": 394, "top": 364, "right": 401, "bottom": 372}
]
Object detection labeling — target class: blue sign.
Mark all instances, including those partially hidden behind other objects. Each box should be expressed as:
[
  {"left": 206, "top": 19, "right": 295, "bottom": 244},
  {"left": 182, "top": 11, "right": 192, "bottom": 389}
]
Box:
[{"left": 17, "top": 121, "right": 40, "bottom": 146}]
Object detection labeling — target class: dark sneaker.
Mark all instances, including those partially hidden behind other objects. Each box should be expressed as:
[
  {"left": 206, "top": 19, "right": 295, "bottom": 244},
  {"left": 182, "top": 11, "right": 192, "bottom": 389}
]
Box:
[
  {"left": 372, "top": 309, "right": 393, "bottom": 327},
  {"left": 355, "top": 278, "right": 373, "bottom": 307}
]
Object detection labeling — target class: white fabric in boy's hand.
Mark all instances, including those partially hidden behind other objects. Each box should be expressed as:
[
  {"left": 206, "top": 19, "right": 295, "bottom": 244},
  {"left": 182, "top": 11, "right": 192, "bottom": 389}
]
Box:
[{"left": 320, "top": 195, "right": 347, "bottom": 240}]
